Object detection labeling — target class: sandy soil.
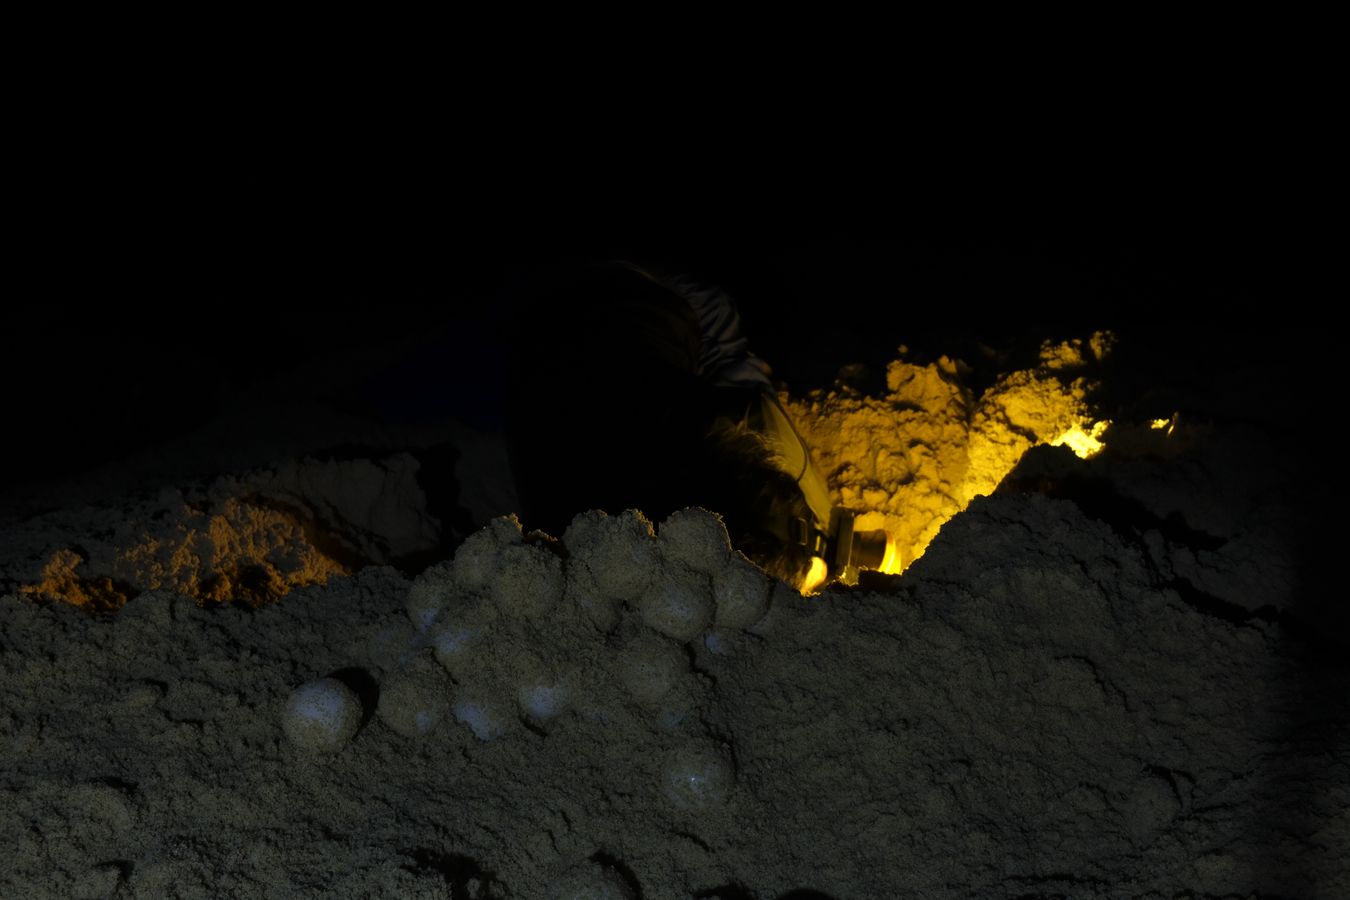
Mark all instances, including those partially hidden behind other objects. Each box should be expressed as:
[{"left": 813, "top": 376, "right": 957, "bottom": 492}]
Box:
[{"left": 2, "top": 322, "right": 1346, "bottom": 898}]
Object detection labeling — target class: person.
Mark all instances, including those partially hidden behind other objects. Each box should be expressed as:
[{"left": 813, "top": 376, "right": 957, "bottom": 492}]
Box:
[{"left": 505, "top": 259, "right": 892, "bottom": 593}]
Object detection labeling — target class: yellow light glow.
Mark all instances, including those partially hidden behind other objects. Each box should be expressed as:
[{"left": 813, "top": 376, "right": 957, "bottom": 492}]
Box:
[
  {"left": 801, "top": 556, "right": 829, "bottom": 595},
  {"left": 787, "top": 332, "right": 1116, "bottom": 572},
  {"left": 1052, "top": 419, "right": 1110, "bottom": 460},
  {"left": 1150, "top": 418, "right": 1170, "bottom": 430},
  {"left": 878, "top": 531, "right": 902, "bottom": 575}
]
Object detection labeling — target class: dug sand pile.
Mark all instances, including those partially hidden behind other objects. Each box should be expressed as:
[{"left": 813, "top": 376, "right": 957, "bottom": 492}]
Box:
[
  {"left": 786, "top": 334, "right": 1112, "bottom": 572},
  {"left": 2, "top": 472, "right": 1346, "bottom": 897}
]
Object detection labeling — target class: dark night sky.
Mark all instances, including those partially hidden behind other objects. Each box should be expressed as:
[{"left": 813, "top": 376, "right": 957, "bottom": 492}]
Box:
[{"left": 5, "top": 158, "right": 1325, "bottom": 500}]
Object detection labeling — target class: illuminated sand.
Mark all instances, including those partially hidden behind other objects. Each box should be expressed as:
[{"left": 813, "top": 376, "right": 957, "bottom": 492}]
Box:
[
  {"left": 787, "top": 334, "right": 1112, "bottom": 572},
  {"left": 10, "top": 454, "right": 437, "bottom": 610}
]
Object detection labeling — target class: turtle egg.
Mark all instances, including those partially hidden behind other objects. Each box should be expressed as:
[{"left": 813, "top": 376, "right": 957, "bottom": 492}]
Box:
[
  {"left": 431, "top": 624, "right": 478, "bottom": 675},
  {"left": 451, "top": 516, "right": 523, "bottom": 593},
  {"left": 492, "top": 543, "right": 564, "bottom": 617},
  {"left": 368, "top": 620, "right": 422, "bottom": 673},
  {"left": 638, "top": 564, "right": 713, "bottom": 642},
  {"left": 655, "top": 703, "right": 692, "bottom": 734},
  {"left": 518, "top": 682, "right": 569, "bottom": 723},
  {"left": 405, "top": 563, "right": 455, "bottom": 631},
  {"left": 661, "top": 745, "right": 734, "bottom": 810},
  {"left": 703, "top": 629, "right": 739, "bottom": 657},
  {"left": 377, "top": 655, "right": 452, "bottom": 739},
  {"left": 619, "top": 636, "right": 689, "bottom": 707},
  {"left": 562, "top": 510, "right": 658, "bottom": 600},
  {"left": 712, "top": 554, "right": 770, "bottom": 630},
  {"left": 549, "top": 860, "right": 637, "bottom": 900},
  {"left": 564, "top": 567, "right": 621, "bottom": 632},
  {"left": 453, "top": 696, "right": 510, "bottom": 741},
  {"left": 282, "top": 677, "right": 363, "bottom": 753},
  {"left": 657, "top": 507, "right": 732, "bottom": 575}
]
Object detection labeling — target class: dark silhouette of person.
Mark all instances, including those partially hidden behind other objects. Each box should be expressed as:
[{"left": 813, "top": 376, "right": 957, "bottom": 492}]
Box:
[{"left": 505, "top": 259, "right": 831, "bottom": 590}]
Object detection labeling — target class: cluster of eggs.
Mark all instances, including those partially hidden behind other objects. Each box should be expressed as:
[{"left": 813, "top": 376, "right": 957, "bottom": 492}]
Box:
[{"left": 282, "top": 507, "right": 774, "bottom": 812}]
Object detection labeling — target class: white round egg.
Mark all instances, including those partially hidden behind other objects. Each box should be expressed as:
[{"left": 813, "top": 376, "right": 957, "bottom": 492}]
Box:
[
  {"left": 618, "top": 636, "right": 690, "bottom": 707},
  {"left": 638, "top": 563, "right": 714, "bottom": 642},
  {"left": 562, "top": 510, "right": 658, "bottom": 600},
  {"left": 406, "top": 566, "right": 455, "bottom": 632},
  {"left": 431, "top": 623, "right": 479, "bottom": 676},
  {"left": 517, "top": 682, "right": 569, "bottom": 724},
  {"left": 282, "top": 677, "right": 364, "bottom": 753},
  {"left": 661, "top": 744, "right": 734, "bottom": 810},
  {"left": 712, "top": 554, "right": 771, "bottom": 630},
  {"left": 492, "top": 543, "right": 565, "bottom": 617},
  {"left": 453, "top": 696, "right": 511, "bottom": 741},
  {"left": 377, "top": 655, "right": 453, "bottom": 739},
  {"left": 657, "top": 507, "right": 732, "bottom": 575}
]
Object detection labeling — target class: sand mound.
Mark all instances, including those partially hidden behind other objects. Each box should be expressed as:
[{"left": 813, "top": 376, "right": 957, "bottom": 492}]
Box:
[
  {"left": 2, "top": 453, "right": 439, "bottom": 610},
  {"left": 2, "top": 452, "right": 1345, "bottom": 897}
]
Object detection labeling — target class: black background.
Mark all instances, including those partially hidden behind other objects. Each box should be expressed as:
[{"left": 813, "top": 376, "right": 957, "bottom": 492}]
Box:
[{"left": 5, "top": 155, "right": 1324, "bottom": 495}]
